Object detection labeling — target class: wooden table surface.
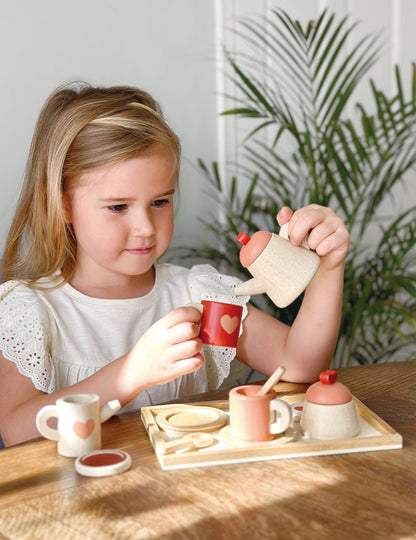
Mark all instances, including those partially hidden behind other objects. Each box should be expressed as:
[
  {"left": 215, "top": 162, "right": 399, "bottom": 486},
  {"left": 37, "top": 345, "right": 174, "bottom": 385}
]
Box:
[{"left": 1, "top": 360, "right": 415, "bottom": 540}]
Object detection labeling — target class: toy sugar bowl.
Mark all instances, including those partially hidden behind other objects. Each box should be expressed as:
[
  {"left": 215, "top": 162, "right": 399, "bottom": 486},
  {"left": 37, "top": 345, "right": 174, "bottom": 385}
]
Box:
[{"left": 300, "top": 370, "right": 360, "bottom": 440}]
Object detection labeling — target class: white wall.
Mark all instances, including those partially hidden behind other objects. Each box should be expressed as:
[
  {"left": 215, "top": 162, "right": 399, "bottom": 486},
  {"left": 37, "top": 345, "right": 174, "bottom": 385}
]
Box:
[
  {"left": 216, "top": 0, "right": 416, "bottom": 225},
  {"left": 0, "top": 0, "right": 218, "bottom": 254},
  {"left": 1, "top": 0, "right": 415, "bottom": 261}
]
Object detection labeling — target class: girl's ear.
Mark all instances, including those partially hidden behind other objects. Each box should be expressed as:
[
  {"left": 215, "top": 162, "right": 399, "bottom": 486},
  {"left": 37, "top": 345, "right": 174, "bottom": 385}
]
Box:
[{"left": 62, "top": 192, "right": 72, "bottom": 223}]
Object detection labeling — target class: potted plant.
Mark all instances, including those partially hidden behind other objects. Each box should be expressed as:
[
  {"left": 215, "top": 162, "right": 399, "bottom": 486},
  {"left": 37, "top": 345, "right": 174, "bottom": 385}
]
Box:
[{"left": 172, "top": 8, "right": 416, "bottom": 368}]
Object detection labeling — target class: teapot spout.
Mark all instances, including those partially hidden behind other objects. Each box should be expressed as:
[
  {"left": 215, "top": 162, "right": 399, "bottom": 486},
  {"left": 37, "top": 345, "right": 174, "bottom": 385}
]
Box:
[
  {"left": 234, "top": 277, "right": 266, "bottom": 297},
  {"left": 100, "top": 399, "right": 121, "bottom": 423}
]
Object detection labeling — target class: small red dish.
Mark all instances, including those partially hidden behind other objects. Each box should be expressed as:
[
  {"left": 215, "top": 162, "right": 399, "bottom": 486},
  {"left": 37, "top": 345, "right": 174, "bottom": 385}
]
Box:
[{"left": 75, "top": 449, "right": 131, "bottom": 477}]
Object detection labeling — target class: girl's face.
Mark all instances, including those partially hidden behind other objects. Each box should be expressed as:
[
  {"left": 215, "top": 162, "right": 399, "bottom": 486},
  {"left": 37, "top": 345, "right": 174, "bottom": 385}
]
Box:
[{"left": 63, "top": 147, "right": 176, "bottom": 297}]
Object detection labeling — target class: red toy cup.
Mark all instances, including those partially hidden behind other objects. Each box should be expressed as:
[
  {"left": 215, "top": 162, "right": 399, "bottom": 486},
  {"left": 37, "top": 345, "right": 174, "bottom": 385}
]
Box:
[{"left": 199, "top": 300, "right": 243, "bottom": 347}]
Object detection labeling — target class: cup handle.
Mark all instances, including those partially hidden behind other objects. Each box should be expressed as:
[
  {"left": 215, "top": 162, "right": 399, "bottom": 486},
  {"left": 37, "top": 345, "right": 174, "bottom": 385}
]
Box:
[
  {"left": 270, "top": 399, "right": 292, "bottom": 434},
  {"left": 36, "top": 405, "right": 60, "bottom": 441}
]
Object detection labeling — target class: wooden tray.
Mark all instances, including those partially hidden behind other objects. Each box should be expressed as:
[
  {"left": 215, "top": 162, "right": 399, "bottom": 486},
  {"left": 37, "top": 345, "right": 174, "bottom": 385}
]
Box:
[{"left": 140, "top": 394, "right": 403, "bottom": 470}]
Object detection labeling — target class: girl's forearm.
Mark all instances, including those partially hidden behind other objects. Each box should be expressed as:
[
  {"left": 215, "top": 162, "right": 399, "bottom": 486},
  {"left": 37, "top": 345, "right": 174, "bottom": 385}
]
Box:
[
  {"left": 284, "top": 263, "right": 345, "bottom": 380},
  {"left": 2, "top": 353, "right": 147, "bottom": 447}
]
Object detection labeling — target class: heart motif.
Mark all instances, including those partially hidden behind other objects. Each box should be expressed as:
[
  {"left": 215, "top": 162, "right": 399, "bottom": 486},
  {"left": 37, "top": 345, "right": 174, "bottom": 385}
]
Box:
[
  {"left": 73, "top": 419, "right": 95, "bottom": 440},
  {"left": 220, "top": 315, "right": 239, "bottom": 335}
]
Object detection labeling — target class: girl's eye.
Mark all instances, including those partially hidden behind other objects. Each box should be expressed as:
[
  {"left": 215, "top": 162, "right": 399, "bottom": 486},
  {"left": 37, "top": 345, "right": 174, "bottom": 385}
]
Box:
[
  {"left": 152, "top": 199, "right": 169, "bottom": 208},
  {"left": 108, "top": 204, "right": 127, "bottom": 213}
]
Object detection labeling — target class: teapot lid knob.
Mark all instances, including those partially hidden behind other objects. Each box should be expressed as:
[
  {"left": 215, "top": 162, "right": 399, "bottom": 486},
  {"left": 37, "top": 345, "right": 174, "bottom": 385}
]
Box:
[
  {"left": 237, "top": 232, "right": 251, "bottom": 245},
  {"left": 319, "top": 370, "right": 337, "bottom": 384}
]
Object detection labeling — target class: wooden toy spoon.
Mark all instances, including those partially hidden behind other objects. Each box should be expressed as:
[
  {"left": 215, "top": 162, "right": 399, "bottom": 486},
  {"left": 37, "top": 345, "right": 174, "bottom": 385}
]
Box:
[
  {"left": 256, "top": 366, "right": 286, "bottom": 396},
  {"left": 156, "top": 432, "right": 215, "bottom": 455}
]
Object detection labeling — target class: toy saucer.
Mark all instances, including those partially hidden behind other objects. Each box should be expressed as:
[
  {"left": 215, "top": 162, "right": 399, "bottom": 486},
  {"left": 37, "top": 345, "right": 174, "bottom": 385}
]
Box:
[
  {"left": 156, "top": 406, "right": 228, "bottom": 434},
  {"left": 75, "top": 449, "right": 132, "bottom": 477},
  {"left": 218, "top": 426, "right": 297, "bottom": 448}
]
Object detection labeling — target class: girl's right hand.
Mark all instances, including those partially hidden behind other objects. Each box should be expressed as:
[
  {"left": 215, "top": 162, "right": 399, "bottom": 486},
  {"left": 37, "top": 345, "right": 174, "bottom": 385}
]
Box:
[
  {"left": 129, "top": 305, "right": 204, "bottom": 388},
  {"left": 0, "top": 305, "right": 204, "bottom": 447}
]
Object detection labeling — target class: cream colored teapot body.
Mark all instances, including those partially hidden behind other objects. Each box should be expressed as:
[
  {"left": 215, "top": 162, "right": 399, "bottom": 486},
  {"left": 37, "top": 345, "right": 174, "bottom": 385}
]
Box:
[{"left": 234, "top": 223, "right": 320, "bottom": 308}]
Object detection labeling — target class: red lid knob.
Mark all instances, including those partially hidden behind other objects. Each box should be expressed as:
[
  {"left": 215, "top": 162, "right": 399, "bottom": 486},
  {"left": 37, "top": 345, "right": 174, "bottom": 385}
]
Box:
[
  {"left": 319, "top": 370, "right": 337, "bottom": 385},
  {"left": 237, "top": 232, "right": 251, "bottom": 245}
]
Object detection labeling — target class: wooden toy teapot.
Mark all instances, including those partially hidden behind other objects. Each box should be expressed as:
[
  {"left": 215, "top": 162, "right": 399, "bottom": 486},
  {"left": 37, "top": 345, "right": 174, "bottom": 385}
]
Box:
[{"left": 234, "top": 223, "right": 320, "bottom": 308}]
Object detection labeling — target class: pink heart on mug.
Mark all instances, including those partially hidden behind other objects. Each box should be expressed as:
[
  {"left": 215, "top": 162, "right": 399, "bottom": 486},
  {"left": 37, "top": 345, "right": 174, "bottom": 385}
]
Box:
[
  {"left": 73, "top": 419, "right": 95, "bottom": 440},
  {"left": 220, "top": 315, "right": 239, "bottom": 335}
]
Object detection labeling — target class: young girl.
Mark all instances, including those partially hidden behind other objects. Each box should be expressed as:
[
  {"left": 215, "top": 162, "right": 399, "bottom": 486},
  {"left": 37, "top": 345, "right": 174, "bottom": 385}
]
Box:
[{"left": 0, "top": 83, "right": 349, "bottom": 447}]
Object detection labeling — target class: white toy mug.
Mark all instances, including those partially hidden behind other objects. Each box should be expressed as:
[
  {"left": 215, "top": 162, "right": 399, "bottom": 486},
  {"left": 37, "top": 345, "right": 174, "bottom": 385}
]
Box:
[{"left": 36, "top": 393, "right": 120, "bottom": 457}]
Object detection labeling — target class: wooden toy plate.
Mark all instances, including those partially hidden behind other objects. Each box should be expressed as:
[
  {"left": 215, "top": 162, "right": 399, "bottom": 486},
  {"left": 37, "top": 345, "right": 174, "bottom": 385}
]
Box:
[
  {"left": 155, "top": 406, "right": 228, "bottom": 434},
  {"left": 140, "top": 394, "right": 402, "bottom": 471}
]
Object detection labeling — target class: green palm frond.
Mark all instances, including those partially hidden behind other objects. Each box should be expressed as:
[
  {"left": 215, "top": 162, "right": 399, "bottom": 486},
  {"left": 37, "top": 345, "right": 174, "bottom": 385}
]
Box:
[{"left": 172, "top": 8, "right": 416, "bottom": 367}]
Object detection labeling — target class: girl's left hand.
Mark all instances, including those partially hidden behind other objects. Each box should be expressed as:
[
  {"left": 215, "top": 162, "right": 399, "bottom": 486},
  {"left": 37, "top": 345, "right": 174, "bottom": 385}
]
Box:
[{"left": 277, "top": 205, "right": 349, "bottom": 270}]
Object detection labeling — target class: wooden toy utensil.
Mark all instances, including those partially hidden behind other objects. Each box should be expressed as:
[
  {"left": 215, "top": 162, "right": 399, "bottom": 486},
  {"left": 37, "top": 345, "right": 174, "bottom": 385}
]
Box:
[
  {"left": 256, "top": 366, "right": 286, "bottom": 396},
  {"left": 156, "top": 432, "right": 215, "bottom": 455}
]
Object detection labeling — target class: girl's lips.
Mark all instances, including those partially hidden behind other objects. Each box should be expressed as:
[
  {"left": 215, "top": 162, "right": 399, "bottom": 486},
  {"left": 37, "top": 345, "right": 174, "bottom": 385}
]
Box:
[{"left": 125, "top": 246, "right": 154, "bottom": 255}]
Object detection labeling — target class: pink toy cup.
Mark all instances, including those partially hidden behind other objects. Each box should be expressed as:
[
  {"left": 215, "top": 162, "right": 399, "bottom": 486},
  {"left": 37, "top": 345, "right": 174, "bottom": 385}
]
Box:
[
  {"left": 229, "top": 385, "right": 292, "bottom": 442},
  {"left": 199, "top": 300, "right": 243, "bottom": 347}
]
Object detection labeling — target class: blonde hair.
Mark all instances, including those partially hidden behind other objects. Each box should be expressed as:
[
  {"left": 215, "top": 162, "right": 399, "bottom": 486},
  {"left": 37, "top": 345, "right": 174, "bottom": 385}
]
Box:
[{"left": 2, "top": 82, "right": 181, "bottom": 285}]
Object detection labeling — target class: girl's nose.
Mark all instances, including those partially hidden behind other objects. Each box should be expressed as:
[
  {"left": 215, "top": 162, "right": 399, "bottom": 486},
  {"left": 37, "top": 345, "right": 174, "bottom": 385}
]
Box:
[{"left": 131, "top": 210, "right": 156, "bottom": 237}]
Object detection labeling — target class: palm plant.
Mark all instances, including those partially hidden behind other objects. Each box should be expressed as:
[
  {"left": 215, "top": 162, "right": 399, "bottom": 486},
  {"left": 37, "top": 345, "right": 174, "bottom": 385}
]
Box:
[{"left": 173, "top": 8, "right": 416, "bottom": 367}]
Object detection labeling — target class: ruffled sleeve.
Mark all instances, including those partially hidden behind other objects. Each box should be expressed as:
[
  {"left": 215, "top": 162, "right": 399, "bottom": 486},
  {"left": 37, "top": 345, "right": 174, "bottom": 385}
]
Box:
[
  {"left": 186, "top": 264, "right": 250, "bottom": 390},
  {"left": 0, "top": 281, "right": 55, "bottom": 393}
]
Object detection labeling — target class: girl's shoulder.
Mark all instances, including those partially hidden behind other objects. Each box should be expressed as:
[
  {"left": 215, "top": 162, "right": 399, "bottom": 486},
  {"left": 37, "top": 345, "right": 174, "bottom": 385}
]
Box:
[
  {"left": 0, "top": 279, "right": 55, "bottom": 393},
  {"left": 156, "top": 262, "right": 221, "bottom": 281},
  {"left": 156, "top": 262, "right": 249, "bottom": 305},
  {"left": 0, "top": 279, "right": 51, "bottom": 303},
  {"left": 157, "top": 262, "right": 233, "bottom": 282},
  {"left": 0, "top": 279, "right": 52, "bottom": 327},
  {"left": 0, "top": 279, "right": 37, "bottom": 302}
]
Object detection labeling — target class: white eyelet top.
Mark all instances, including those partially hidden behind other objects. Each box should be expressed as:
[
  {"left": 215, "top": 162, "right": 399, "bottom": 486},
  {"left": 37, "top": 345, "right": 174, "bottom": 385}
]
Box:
[{"left": 0, "top": 264, "right": 249, "bottom": 412}]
